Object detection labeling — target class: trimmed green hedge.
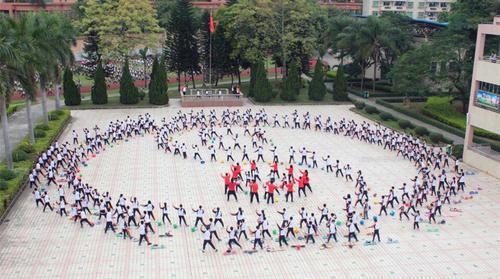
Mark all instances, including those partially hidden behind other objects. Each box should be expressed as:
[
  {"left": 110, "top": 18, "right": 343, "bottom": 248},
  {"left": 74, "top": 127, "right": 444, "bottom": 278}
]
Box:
[
  {"left": 0, "top": 109, "right": 71, "bottom": 218},
  {"left": 364, "top": 105, "right": 379, "bottom": 114},
  {"left": 376, "top": 98, "right": 500, "bottom": 152}
]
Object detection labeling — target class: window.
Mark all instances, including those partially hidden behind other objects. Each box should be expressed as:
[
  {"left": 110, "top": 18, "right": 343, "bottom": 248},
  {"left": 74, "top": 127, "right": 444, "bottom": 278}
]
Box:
[
  {"left": 406, "top": 12, "right": 413, "bottom": 17},
  {"left": 418, "top": 2, "right": 425, "bottom": 9},
  {"left": 373, "top": 1, "right": 379, "bottom": 8},
  {"left": 418, "top": 12, "right": 425, "bottom": 18},
  {"left": 407, "top": 2, "right": 414, "bottom": 9}
]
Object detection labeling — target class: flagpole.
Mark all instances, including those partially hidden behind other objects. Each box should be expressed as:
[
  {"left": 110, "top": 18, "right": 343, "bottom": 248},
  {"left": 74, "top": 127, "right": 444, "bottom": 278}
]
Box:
[{"left": 209, "top": 9, "right": 213, "bottom": 89}]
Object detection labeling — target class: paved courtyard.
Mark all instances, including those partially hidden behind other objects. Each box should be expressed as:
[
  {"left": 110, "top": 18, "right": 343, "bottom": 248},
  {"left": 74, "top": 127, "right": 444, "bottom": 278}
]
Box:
[{"left": 0, "top": 105, "right": 499, "bottom": 278}]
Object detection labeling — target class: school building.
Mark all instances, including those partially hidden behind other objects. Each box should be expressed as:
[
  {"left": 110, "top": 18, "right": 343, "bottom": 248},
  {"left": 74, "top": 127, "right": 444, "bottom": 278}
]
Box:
[
  {"left": 464, "top": 17, "right": 500, "bottom": 178},
  {"left": 362, "top": 0, "right": 455, "bottom": 21}
]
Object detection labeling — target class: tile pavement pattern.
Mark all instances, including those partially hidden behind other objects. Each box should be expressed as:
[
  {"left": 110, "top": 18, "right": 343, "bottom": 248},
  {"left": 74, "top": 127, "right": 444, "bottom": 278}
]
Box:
[{"left": 0, "top": 105, "right": 499, "bottom": 278}]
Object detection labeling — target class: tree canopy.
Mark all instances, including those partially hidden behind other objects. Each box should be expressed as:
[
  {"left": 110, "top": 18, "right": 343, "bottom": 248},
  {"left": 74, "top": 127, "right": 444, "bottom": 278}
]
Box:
[{"left": 77, "top": 0, "right": 162, "bottom": 58}]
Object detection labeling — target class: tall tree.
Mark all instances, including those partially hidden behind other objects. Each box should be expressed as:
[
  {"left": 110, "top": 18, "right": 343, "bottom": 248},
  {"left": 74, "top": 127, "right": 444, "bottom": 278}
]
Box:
[
  {"left": 356, "top": 16, "right": 395, "bottom": 93},
  {"left": 281, "top": 61, "right": 301, "bottom": 101},
  {"left": 333, "top": 65, "right": 348, "bottom": 101},
  {"left": 119, "top": 59, "right": 139, "bottom": 104},
  {"left": 78, "top": 0, "right": 162, "bottom": 58},
  {"left": 308, "top": 58, "right": 326, "bottom": 101},
  {"left": 149, "top": 56, "right": 169, "bottom": 105},
  {"left": 91, "top": 60, "right": 108, "bottom": 104},
  {"left": 63, "top": 68, "right": 82, "bottom": 106},
  {"left": 80, "top": 31, "right": 101, "bottom": 77},
  {"left": 389, "top": 46, "right": 432, "bottom": 102},
  {"left": 165, "top": 0, "right": 200, "bottom": 90},
  {"left": 253, "top": 60, "right": 273, "bottom": 103},
  {"left": 0, "top": 14, "right": 32, "bottom": 169},
  {"left": 337, "top": 20, "right": 372, "bottom": 92}
]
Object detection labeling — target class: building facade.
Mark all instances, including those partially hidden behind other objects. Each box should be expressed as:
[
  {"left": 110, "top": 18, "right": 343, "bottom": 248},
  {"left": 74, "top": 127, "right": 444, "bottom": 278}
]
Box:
[
  {"left": 463, "top": 17, "right": 500, "bottom": 178},
  {"left": 362, "top": 0, "right": 455, "bottom": 21}
]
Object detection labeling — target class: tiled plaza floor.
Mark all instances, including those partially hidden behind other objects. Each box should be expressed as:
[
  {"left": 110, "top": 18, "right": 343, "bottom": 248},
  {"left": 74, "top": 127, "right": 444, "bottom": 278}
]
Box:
[{"left": 0, "top": 105, "right": 499, "bottom": 278}]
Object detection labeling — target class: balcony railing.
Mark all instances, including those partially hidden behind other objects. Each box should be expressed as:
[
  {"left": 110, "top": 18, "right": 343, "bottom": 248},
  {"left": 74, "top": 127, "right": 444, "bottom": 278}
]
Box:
[{"left": 481, "top": 56, "right": 499, "bottom": 64}]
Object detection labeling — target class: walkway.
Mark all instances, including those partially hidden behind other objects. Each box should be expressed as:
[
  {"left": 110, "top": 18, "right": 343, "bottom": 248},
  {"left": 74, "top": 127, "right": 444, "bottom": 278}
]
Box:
[
  {"left": 0, "top": 101, "right": 57, "bottom": 161},
  {"left": 348, "top": 93, "right": 464, "bottom": 144},
  {"left": 304, "top": 73, "right": 464, "bottom": 144}
]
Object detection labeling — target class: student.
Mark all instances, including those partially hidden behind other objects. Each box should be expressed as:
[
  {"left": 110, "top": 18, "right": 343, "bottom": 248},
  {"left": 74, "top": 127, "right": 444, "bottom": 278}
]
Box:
[
  {"left": 347, "top": 221, "right": 358, "bottom": 242},
  {"left": 265, "top": 180, "right": 278, "bottom": 204},
  {"left": 104, "top": 209, "right": 115, "bottom": 233},
  {"left": 143, "top": 210, "right": 155, "bottom": 234},
  {"left": 201, "top": 225, "right": 218, "bottom": 253},
  {"left": 212, "top": 207, "right": 224, "bottom": 228},
  {"left": 58, "top": 200, "right": 68, "bottom": 217},
  {"left": 412, "top": 210, "right": 421, "bottom": 230},
  {"left": 227, "top": 179, "right": 238, "bottom": 201},
  {"left": 285, "top": 179, "right": 294, "bottom": 202},
  {"left": 237, "top": 220, "right": 249, "bottom": 241},
  {"left": 33, "top": 188, "right": 43, "bottom": 207},
  {"left": 42, "top": 192, "right": 53, "bottom": 212},
  {"left": 226, "top": 226, "right": 242, "bottom": 250},
  {"left": 192, "top": 205, "right": 205, "bottom": 227},
  {"left": 203, "top": 218, "right": 221, "bottom": 241},
  {"left": 326, "top": 220, "right": 338, "bottom": 243},
  {"left": 370, "top": 219, "right": 381, "bottom": 243},
  {"left": 80, "top": 210, "right": 94, "bottom": 228},
  {"left": 251, "top": 226, "right": 264, "bottom": 250},
  {"left": 160, "top": 202, "right": 172, "bottom": 225},
  {"left": 138, "top": 221, "right": 152, "bottom": 246},
  {"left": 173, "top": 204, "right": 188, "bottom": 227},
  {"left": 306, "top": 221, "right": 316, "bottom": 244},
  {"left": 318, "top": 204, "right": 329, "bottom": 225},
  {"left": 277, "top": 222, "right": 289, "bottom": 247},
  {"left": 249, "top": 180, "right": 259, "bottom": 203}
]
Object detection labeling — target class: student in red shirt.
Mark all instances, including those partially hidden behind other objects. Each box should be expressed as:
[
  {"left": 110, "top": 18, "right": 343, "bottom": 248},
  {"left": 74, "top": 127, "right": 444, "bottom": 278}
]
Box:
[
  {"left": 250, "top": 160, "right": 257, "bottom": 176},
  {"left": 227, "top": 179, "right": 238, "bottom": 201},
  {"left": 285, "top": 165, "right": 294, "bottom": 180},
  {"left": 265, "top": 180, "right": 279, "bottom": 204},
  {"left": 300, "top": 170, "right": 312, "bottom": 193},
  {"left": 285, "top": 180, "right": 295, "bottom": 202},
  {"left": 231, "top": 163, "right": 242, "bottom": 180},
  {"left": 249, "top": 180, "right": 260, "bottom": 203},
  {"left": 221, "top": 173, "right": 231, "bottom": 194},
  {"left": 294, "top": 176, "right": 306, "bottom": 197},
  {"left": 269, "top": 161, "right": 280, "bottom": 178}
]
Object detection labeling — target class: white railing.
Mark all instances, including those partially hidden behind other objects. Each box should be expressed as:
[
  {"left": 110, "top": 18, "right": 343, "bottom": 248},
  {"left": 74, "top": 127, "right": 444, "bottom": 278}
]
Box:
[{"left": 181, "top": 88, "right": 242, "bottom": 102}]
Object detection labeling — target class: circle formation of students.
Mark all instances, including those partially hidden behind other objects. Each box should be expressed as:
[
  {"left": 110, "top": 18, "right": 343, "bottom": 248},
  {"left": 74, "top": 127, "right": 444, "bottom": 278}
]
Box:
[{"left": 30, "top": 108, "right": 468, "bottom": 253}]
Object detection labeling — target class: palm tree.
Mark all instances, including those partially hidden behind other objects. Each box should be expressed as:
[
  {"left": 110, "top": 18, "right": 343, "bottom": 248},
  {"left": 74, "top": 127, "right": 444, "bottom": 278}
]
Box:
[
  {"left": 357, "top": 16, "right": 395, "bottom": 93},
  {"left": 337, "top": 21, "right": 372, "bottom": 92},
  {"left": 30, "top": 13, "right": 75, "bottom": 125},
  {"left": 0, "top": 15, "right": 33, "bottom": 168}
]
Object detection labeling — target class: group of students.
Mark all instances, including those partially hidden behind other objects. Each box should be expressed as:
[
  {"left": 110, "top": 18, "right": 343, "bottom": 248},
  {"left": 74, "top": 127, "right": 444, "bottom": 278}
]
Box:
[{"left": 28, "top": 108, "right": 467, "bottom": 253}]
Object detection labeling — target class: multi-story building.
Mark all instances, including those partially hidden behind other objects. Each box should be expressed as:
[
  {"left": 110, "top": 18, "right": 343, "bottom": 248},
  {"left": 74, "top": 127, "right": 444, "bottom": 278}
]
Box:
[
  {"left": 463, "top": 16, "right": 500, "bottom": 178},
  {"left": 363, "top": 0, "right": 455, "bottom": 21}
]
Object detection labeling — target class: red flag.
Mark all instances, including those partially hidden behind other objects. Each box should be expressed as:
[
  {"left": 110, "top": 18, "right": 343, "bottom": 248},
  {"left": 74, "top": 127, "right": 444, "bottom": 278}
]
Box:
[{"left": 209, "top": 13, "right": 215, "bottom": 33}]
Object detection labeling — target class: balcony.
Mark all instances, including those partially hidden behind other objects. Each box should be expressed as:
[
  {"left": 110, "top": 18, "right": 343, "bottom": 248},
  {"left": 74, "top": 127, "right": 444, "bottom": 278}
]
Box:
[{"left": 476, "top": 59, "right": 500, "bottom": 86}]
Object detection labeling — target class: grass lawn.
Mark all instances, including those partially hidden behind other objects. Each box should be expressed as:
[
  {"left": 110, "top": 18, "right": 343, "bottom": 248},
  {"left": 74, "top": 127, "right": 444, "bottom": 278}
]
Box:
[{"left": 7, "top": 99, "right": 26, "bottom": 117}]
